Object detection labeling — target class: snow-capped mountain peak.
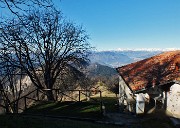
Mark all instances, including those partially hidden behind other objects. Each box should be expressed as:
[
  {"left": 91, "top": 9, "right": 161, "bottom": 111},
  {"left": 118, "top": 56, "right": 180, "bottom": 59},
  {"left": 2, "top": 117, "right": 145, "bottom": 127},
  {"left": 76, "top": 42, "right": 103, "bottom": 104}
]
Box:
[{"left": 116, "top": 48, "right": 180, "bottom": 52}]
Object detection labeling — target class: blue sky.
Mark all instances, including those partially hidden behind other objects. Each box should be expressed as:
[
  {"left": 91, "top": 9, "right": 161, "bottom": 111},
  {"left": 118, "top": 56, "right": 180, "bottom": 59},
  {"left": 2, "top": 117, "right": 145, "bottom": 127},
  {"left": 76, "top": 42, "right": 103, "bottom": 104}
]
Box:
[
  {"left": 1, "top": 0, "right": 179, "bottom": 51},
  {"left": 55, "top": 0, "right": 180, "bottom": 51}
]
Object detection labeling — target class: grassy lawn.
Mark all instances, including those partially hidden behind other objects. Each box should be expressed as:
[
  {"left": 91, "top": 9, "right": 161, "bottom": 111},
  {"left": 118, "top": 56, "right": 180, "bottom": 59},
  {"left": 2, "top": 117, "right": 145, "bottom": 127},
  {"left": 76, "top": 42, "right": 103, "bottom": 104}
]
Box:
[
  {"left": 24, "top": 96, "right": 119, "bottom": 119},
  {"left": 102, "top": 97, "right": 119, "bottom": 112},
  {"left": 0, "top": 114, "right": 127, "bottom": 128},
  {"left": 1, "top": 95, "right": 119, "bottom": 128},
  {"left": 25, "top": 101, "right": 102, "bottom": 119}
]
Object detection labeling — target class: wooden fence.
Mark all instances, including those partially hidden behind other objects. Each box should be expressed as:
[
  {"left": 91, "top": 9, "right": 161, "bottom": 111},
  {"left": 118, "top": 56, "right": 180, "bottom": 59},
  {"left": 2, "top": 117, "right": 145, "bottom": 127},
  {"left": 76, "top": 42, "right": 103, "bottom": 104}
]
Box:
[{"left": 0, "top": 88, "right": 103, "bottom": 114}]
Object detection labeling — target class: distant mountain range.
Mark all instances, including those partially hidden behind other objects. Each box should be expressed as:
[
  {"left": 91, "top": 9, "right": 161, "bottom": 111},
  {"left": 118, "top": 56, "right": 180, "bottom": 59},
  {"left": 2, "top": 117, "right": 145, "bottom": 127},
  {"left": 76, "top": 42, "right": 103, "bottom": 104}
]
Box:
[{"left": 89, "top": 50, "right": 164, "bottom": 68}]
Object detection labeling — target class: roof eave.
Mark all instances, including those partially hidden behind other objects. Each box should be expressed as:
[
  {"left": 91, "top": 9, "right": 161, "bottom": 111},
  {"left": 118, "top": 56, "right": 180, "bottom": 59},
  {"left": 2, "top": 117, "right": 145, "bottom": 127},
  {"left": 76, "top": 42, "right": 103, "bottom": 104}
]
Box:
[{"left": 116, "top": 68, "right": 135, "bottom": 94}]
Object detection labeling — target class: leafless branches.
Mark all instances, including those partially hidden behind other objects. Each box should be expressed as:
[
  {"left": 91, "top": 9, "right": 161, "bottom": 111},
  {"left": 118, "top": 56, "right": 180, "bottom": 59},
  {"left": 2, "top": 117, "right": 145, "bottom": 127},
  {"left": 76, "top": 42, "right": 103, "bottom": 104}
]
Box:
[
  {"left": 0, "top": 0, "right": 53, "bottom": 16},
  {"left": 0, "top": 9, "right": 92, "bottom": 100}
]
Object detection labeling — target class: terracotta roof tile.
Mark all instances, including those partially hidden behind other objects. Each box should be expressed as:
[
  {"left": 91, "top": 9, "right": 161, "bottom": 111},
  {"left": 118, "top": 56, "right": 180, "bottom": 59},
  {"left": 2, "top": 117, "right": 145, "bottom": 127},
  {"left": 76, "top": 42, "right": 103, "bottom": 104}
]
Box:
[{"left": 117, "top": 50, "right": 180, "bottom": 93}]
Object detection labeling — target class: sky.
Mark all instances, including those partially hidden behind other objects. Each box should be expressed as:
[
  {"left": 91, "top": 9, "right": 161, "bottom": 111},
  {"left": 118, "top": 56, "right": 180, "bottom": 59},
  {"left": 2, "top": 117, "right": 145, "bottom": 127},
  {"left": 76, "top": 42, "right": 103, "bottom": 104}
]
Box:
[
  {"left": 1, "top": 0, "right": 180, "bottom": 51},
  {"left": 53, "top": 0, "right": 180, "bottom": 51}
]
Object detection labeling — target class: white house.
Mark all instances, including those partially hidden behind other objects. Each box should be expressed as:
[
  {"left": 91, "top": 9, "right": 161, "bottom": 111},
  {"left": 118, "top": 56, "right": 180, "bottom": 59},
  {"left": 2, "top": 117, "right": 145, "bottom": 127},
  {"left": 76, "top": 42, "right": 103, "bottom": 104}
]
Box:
[{"left": 116, "top": 50, "right": 180, "bottom": 118}]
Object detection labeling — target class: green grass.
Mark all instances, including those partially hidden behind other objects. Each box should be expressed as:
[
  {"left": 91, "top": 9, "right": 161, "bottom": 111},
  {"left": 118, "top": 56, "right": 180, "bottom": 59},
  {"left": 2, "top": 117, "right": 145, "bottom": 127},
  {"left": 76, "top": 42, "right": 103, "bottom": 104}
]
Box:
[
  {"left": 102, "top": 97, "right": 119, "bottom": 112},
  {"left": 0, "top": 114, "right": 126, "bottom": 128},
  {"left": 24, "top": 96, "right": 119, "bottom": 118},
  {"left": 25, "top": 101, "right": 102, "bottom": 119},
  {"left": 25, "top": 96, "right": 119, "bottom": 119}
]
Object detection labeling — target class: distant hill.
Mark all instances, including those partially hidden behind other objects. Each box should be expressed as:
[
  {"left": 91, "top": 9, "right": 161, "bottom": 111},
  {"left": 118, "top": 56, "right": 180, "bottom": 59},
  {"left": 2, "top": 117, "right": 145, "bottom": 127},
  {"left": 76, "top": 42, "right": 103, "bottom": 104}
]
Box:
[
  {"left": 89, "top": 50, "right": 163, "bottom": 67},
  {"left": 86, "top": 63, "right": 117, "bottom": 77},
  {"left": 89, "top": 51, "right": 133, "bottom": 67}
]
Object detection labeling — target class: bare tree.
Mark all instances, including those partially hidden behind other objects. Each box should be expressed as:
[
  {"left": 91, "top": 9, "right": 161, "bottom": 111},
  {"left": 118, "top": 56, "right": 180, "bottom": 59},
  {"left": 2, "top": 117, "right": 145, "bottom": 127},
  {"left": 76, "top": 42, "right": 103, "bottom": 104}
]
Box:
[
  {"left": 0, "top": 9, "right": 92, "bottom": 101},
  {"left": 0, "top": 0, "right": 53, "bottom": 15}
]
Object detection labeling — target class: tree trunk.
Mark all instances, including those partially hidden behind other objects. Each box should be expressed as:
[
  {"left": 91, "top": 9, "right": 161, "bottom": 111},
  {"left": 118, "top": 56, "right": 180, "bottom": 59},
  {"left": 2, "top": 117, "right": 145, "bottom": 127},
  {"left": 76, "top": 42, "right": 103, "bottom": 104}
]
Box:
[{"left": 46, "top": 90, "right": 55, "bottom": 101}]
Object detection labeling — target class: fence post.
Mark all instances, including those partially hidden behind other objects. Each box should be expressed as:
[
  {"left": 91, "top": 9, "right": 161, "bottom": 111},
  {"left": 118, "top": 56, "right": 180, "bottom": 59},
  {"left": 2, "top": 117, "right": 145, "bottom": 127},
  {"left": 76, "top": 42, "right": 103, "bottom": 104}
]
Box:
[
  {"left": 36, "top": 89, "right": 39, "bottom": 101},
  {"left": 24, "top": 97, "right": 27, "bottom": 110},
  {"left": 13, "top": 102, "right": 16, "bottom": 113},
  {"left": 100, "top": 91, "right": 103, "bottom": 115},
  {"left": 56, "top": 90, "right": 58, "bottom": 101},
  {"left": 79, "top": 90, "right": 81, "bottom": 102}
]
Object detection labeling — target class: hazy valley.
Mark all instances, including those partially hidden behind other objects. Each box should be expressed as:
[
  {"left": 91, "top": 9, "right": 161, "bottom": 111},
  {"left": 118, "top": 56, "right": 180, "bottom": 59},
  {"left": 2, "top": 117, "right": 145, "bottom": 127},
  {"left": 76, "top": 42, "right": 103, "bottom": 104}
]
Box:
[{"left": 89, "top": 50, "right": 163, "bottom": 68}]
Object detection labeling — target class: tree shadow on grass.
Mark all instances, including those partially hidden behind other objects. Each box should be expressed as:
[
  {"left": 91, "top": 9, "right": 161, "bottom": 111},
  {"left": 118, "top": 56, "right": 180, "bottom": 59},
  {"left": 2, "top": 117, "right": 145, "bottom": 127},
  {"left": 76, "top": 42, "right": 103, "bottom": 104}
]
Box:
[{"left": 24, "top": 101, "right": 102, "bottom": 119}]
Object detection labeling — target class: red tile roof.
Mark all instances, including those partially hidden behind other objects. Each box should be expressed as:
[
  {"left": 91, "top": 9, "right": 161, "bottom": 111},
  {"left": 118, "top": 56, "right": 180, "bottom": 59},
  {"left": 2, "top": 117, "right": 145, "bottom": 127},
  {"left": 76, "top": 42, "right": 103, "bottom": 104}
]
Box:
[{"left": 117, "top": 50, "right": 180, "bottom": 93}]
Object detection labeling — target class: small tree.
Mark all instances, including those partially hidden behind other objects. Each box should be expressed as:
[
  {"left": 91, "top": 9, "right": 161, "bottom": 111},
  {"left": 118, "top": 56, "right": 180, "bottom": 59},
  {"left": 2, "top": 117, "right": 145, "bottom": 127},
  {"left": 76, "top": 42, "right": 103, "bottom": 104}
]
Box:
[{"left": 0, "top": 9, "right": 91, "bottom": 101}]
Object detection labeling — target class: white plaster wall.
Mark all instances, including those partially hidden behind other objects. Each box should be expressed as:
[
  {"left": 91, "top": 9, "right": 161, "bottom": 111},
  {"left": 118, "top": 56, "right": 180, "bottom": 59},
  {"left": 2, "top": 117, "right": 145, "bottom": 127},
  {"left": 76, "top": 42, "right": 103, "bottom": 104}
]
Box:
[
  {"left": 166, "top": 83, "right": 180, "bottom": 118},
  {"left": 136, "top": 93, "right": 145, "bottom": 114},
  {"left": 119, "top": 75, "right": 135, "bottom": 112}
]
